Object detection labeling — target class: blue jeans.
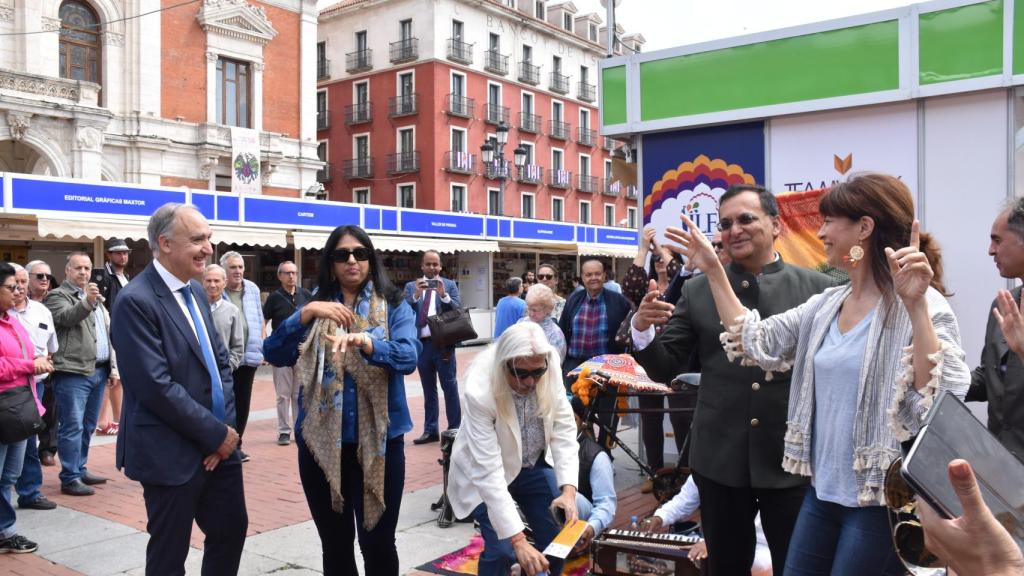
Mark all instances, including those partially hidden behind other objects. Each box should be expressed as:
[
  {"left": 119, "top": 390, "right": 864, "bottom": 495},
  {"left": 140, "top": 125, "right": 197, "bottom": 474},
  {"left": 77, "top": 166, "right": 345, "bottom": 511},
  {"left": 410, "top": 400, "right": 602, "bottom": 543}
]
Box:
[
  {"left": 16, "top": 381, "right": 46, "bottom": 505},
  {"left": 0, "top": 439, "right": 27, "bottom": 539},
  {"left": 785, "top": 486, "right": 904, "bottom": 576},
  {"left": 53, "top": 367, "right": 108, "bottom": 485},
  {"left": 472, "top": 464, "right": 563, "bottom": 576},
  {"left": 418, "top": 339, "right": 460, "bottom": 435}
]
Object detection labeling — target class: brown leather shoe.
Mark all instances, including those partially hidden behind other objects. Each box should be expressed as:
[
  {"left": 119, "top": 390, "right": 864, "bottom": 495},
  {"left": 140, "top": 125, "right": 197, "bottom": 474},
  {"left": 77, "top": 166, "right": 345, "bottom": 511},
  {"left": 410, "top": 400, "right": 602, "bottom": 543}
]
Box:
[{"left": 40, "top": 452, "right": 55, "bottom": 467}]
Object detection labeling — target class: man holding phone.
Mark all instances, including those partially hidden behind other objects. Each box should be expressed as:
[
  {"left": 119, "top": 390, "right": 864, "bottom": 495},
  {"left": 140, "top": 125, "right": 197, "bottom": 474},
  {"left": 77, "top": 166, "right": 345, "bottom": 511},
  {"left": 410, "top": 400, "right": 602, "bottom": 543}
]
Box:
[
  {"left": 44, "top": 252, "right": 117, "bottom": 496},
  {"left": 403, "top": 250, "right": 461, "bottom": 445}
]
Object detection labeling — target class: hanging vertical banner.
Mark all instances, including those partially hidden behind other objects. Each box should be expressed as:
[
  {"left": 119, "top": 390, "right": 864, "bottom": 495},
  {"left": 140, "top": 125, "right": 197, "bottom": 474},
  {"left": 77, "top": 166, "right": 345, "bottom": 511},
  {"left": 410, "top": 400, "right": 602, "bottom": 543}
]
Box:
[
  {"left": 231, "top": 127, "right": 262, "bottom": 195},
  {"left": 642, "top": 122, "right": 765, "bottom": 244}
]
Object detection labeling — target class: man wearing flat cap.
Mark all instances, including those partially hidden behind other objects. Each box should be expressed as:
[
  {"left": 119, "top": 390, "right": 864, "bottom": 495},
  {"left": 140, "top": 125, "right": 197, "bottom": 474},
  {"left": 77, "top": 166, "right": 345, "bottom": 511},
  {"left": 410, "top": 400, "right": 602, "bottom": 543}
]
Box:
[{"left": 102, "top": 238, "right": 131, "bottom": 310}]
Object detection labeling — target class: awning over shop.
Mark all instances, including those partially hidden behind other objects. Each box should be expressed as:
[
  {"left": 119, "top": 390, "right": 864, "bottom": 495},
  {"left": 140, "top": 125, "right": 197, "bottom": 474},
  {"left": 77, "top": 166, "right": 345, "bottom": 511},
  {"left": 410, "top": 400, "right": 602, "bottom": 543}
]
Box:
[
  {"left": 37, "top": 217, "right": 148, "bottom": 241},
  {"left": 210, "top": 225, "right": 289, "bottom": 248},
  {"left": 497, "top": 241, "right": 578, "bottom": 255},
  {"left": 290, "top": 231, "right": 330, "bottom": 251},
  {"left": 369, "top": 235, "right": 499, "bottom": 254},
  {"left": 577, "top": 242, "right": 638, "bottom": 259},
  {"left": 36, "top": 218, "right": 288, "bottom": 248}
]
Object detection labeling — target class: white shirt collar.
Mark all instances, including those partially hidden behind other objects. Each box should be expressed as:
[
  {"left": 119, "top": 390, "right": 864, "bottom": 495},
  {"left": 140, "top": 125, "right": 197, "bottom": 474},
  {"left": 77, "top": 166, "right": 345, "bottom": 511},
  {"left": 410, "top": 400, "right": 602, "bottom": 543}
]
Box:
[
  {"left": 153, "top": 259, "right": 189, "bottom": 294},
  {"left": 210, "top": 297, "right": 224, "bottom": 311}
]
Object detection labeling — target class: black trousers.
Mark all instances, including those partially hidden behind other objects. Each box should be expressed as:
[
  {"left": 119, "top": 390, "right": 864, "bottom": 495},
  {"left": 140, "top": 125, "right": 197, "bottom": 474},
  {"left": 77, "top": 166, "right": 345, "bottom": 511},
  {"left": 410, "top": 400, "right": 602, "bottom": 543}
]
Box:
[
  {"left": 37, "top": 376, "right": 58, "bottom": 455},
  {"left": 298, "top": 433, "right": 406, "bottom": 576},
  {"left": 231, "top": 365, "right": 257, "bottom": 439},
  {"left": 692, "top": 471, "right": 806, "bottom": 576},
  {"left": 141, "top": 455, "right": 248, "bottom": 576},
  {"left": 639, "top": 389, "right": 696, "bottom": 470}
]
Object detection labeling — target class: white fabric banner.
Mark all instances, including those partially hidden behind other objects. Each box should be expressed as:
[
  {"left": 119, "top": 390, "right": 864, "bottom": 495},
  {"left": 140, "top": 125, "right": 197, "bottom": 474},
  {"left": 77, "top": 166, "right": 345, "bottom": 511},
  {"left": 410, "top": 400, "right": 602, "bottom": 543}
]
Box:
[
  {"left": 230, "top": 127, "right": 262, "bottom": 195},
  {"left": 768, "top": 101, "right": 918, "bottom": 196}
]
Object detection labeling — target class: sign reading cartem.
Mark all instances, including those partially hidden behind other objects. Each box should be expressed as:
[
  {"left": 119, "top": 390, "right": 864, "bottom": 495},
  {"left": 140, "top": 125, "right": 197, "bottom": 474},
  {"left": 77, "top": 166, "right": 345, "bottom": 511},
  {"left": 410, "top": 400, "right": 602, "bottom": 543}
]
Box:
[
  {"left": 597, "top": 228, "right": 639, "bottom": 246},
  {"left": 243, "top": 197, "right": 360, "bottom": 228},
  {"left": 642, "top": 122, "right": 764, "bottom": 245},
  {"left": 768, "top": 101, "right": 918, "bottom": 194},
  {"left": 513, "top": 220, "right": 574, "bottom": 242},
  {"left": 11, "top": 178, "right": 186, "bottom": 216},
  {"left": 400, "top": 211, "right": 484, "bottom": 237}
]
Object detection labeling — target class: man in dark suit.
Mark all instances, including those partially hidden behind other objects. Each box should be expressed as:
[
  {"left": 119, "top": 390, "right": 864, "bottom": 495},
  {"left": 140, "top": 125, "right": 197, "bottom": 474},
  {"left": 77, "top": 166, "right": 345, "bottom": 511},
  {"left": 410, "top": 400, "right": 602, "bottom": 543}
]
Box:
[
  {"left": 631, "top": 184, "right": 833, "bottom": 576},
  {"left": 559, "top": 258, "right": 632, "bottom": 378},
  {"left": 403, "top": 250, "right": 461, "bottom": 444},
  {"left": 111, "top": 203, "right": 246, "bottom": 576},
  {"left": 969, "top": 200, "right": 1024, "bottom": 462}
]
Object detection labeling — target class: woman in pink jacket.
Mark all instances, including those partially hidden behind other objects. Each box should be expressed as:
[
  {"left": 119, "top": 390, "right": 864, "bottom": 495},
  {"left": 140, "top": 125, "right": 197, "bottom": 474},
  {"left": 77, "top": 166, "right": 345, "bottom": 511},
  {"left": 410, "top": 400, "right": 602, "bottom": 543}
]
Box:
[{"left": 0, "top": 261, "right": 52, "bottom": 555}]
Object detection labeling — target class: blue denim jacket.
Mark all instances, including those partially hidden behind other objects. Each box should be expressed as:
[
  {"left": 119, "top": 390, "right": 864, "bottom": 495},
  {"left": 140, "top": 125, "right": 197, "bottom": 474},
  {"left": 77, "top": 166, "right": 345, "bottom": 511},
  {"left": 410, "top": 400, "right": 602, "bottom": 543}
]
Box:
[{"left": 262, "top": 296, "right": 421, "bottom": 440}]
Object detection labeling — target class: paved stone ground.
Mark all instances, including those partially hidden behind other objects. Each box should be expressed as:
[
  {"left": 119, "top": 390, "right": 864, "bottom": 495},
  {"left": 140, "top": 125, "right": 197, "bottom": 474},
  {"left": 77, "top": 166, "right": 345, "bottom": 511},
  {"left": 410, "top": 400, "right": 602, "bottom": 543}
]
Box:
[{"left": 3, "top": 345, "right": 662, "bottom": 575}]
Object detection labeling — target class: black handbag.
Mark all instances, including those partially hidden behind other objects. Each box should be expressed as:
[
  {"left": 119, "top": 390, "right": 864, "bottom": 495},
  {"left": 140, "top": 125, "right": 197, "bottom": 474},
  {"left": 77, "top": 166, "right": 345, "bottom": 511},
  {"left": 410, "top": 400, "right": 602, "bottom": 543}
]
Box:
[
  {"left": 0, "top": 384, "right": 44, "bottom": 445},
  {"left": 427, "top": 307, "right": 478, "bottom": 349}
]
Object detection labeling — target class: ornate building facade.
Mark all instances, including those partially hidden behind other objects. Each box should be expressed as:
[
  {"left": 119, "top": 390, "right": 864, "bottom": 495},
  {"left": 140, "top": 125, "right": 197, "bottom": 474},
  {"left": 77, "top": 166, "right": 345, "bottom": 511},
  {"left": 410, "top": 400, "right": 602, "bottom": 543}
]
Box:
[{"left": 0, "top": 0, "right": 321, "bottom": 196}]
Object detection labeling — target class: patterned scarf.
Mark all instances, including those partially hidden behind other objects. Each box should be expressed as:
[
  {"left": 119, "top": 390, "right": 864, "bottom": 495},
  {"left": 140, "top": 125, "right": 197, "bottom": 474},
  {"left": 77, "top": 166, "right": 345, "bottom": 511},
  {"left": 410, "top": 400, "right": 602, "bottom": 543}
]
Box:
[{"left": 295, "top": 282, "right": 391, "bottom": 530}]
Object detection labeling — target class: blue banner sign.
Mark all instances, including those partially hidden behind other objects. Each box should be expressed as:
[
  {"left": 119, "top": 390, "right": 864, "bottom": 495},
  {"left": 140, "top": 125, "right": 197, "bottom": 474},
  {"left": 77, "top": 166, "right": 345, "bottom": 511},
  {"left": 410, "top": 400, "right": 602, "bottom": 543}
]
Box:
[
  {"left": 512, "top": 220, "right": 574, "bottom": 242},
  {"left": 218, "top": 195, "right": 240, "bottom": 222},
  {"left": 401, "top": 211, "right": 484, "bottom": 237},
  {"left": 192, "top": 193, "right": 216, "bottom": 221},
  {"left": 597, "top": 228, "right": 638, "bottom": 245},
  {"left": 243, "top": 197, "right": 360, "bottom": 228},
  {"left": 12, "top": 178, "right": 185, "bottom": 216}
]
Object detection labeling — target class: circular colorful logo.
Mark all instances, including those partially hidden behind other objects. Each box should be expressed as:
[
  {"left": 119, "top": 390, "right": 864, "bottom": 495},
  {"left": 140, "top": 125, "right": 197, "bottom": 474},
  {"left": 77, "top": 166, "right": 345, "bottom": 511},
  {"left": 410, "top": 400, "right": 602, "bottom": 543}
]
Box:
[{"left": 233, "top": 152, "right": 261, "bottom": 184}]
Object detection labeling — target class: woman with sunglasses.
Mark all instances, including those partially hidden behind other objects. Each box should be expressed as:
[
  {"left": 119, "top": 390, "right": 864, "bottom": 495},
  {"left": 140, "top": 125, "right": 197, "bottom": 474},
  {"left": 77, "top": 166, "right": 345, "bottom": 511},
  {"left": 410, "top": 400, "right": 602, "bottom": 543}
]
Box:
[
  {"left": 667, "top": 173, "right": 970, "bottom": 574},
  {"left": 263, "top": 225, "right": 421, "bottom": 576},
  {"left": 447, "top": 322, "right": 579, "bottom": 576},
  {"left": 0, "top": 262, "right": 52, "bottom": 555}
]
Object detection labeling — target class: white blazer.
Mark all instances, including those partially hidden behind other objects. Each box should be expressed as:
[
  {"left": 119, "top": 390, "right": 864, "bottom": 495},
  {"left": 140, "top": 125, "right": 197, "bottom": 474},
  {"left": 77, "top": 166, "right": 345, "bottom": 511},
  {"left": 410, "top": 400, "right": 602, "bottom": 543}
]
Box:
[{"left": 446, "top": 358, "right": 579, "bottom": 539}]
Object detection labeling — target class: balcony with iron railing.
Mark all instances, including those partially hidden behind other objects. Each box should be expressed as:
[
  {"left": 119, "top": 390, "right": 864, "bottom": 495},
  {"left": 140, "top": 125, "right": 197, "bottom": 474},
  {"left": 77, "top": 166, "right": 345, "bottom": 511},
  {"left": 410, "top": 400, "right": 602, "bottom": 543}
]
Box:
[
  {"left": 343, "top": 157, "right": 373, "bottom": 179},
  {"left": 519, "top": 111, "right": 541, "bottom": 134},
  {"left": 549, "top": 119, "right": 570, "bottom": 140},
  {"left": 578, "top": 174, "right": 598, "bottom": 194},
  {"left": 389, "top": 38, "right": 418, "bottom": 63},
  {"left": 316, "top": 162, "right": 333, "bottom": 182},
  {"left": 517, "top": 164, "right": 543, "bottom": 185},
  {"left": 344, "top": 102, "right": 372, "bottom": 125},
  {"left": 444, "top": 150, "right": 475, "bottom": 174},
  {"left": 345, "top": 49, "right": 372, "bottom": 73},
  {"left": 518, "top": 61, "right": 540, "bottom": 85},
  {"left": 484, "top": 50, "right": 509, "bottom": 75},
  {"left": 447, "top": 38, "right": 473, "bottom": 64},
  {"left": 549, "top": 168, "right": 572, "bottom": 189},
  {"left": 603, "top": 179, "right": 620, "bottom": 196},
  {"left": 317, "top": 58, "right": 330, "bottom": 80},
  {"left": 317, "top": 110, "right": 330, "bottom": 131},
  {"left": 483, "top": 158, "right": 510, "bottom": 180},
  {"left": 388, "top": 93, "right": 418, "bottom": 117},
  {"left": 577, "top": 126, "right": 595, "bottom": 147},
  {"left": 485, "top": 102, "right": 510, "bottom": 125},
  {"left": 625, "top": 185, "right": 638, "bottom": 200},
  {"left": 446, "top": 93, "right": 475, "bottom": 118},
  {"left": 602, "top": 136, "right": 618, "bottom": 152},
  {"left": 549, "top": 72, "right": 570, "bottom": 94},
  {"left": 387, "top": 151, "right": 420, "bottom": 175},
  {"left": 577, "top": 81, "right": 596, "bottom": 102}
]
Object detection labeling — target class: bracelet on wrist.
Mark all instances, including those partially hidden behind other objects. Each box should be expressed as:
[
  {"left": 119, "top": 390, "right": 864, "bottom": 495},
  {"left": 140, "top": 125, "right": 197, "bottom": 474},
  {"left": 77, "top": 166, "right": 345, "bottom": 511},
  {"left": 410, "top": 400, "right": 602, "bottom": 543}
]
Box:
[{"left": 509, "top": 532, "right": 526, "bottom": 546}]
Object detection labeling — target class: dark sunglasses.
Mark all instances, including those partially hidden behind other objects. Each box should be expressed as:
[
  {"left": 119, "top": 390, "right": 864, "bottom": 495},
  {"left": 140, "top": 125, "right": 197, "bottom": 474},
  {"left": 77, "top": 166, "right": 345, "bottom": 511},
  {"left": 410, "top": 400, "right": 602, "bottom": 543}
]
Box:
[
  {"left": 507, "top": 361, "right": 548, "bottom": 380},
  {"left": 718, "top": 213, "right": 760, "bottom": 231},
  {"left": 331, "top": 248, "right": 372, "bottom": 262},
  {"left": 711, "top": 242, "right": 724, "bottom": 250},
  {"left": 34, "top": 273, "right": 49, "bottom": 281},
  {"left": 536, "top": 274, "right": 554, "bottom": 280}
]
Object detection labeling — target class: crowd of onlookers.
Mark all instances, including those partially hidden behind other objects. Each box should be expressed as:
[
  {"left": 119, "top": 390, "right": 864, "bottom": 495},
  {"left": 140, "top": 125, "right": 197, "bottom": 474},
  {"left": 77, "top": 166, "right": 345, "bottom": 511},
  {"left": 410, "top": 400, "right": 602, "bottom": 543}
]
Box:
[{"left": 2, "top": 175, "right": 1024, "bottom": 576}]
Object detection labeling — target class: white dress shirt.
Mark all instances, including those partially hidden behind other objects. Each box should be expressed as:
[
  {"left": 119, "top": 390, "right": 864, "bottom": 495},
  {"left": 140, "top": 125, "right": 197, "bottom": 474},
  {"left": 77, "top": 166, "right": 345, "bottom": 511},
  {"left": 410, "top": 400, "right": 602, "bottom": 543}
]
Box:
[
  {"left": 153, "top": 260, "right": 222, "bottom": 397},
  {"left": 8, "top": 300, "right": 58, "bottom": 382},
  {"left": 415, "top": 277, "right": 452, "bottom": 339}
]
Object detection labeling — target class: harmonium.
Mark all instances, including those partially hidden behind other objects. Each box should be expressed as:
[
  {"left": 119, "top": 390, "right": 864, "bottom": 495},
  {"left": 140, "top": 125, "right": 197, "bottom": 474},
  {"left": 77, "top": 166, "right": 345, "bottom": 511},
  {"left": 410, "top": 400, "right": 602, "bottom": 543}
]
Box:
[{"left": 591, "top": 529, "right": 702, "bottom": 576}]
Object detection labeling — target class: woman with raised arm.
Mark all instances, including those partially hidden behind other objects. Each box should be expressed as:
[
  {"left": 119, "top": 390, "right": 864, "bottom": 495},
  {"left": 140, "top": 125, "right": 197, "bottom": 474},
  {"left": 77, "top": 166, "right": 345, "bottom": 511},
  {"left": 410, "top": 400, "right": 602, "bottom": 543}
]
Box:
[{"left": 665, "top": 173, "right": 970, "bottom": 575}]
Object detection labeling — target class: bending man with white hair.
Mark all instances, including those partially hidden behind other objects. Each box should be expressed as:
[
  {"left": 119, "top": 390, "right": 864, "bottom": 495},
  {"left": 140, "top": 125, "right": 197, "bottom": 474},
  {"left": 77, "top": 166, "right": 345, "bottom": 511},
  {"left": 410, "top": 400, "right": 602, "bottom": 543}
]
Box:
[{"left": 447, "top": 322, "right": 580, "bottom": 576}]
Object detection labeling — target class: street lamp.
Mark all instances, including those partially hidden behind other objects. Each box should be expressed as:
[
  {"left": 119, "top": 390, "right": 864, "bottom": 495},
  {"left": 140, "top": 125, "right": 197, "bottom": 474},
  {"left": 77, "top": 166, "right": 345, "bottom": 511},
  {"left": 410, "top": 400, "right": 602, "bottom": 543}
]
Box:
[{"left": 480, "top": 121, "right": 526, "bottom": 216}]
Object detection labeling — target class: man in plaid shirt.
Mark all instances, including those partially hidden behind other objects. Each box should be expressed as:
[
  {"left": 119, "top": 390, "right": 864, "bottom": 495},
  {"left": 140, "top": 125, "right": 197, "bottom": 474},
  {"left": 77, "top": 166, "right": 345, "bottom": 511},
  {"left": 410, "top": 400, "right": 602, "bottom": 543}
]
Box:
[{"left": 559, "top": 259, "right": 632, "bottom": 382}]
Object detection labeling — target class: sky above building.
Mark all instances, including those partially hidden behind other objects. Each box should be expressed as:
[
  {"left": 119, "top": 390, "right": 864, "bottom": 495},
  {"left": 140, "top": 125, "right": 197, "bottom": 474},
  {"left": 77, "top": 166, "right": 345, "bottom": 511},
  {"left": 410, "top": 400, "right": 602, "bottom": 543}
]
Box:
[{"left": 317, "top": 0, "right": 920, "bottom": 53}]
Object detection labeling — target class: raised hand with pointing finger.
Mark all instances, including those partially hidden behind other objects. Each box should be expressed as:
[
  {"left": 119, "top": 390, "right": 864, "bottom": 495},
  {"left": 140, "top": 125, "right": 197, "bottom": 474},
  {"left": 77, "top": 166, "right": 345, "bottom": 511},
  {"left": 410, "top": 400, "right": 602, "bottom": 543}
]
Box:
[{"left": 884, "top": 220, "right": 933, "bottom": 307}]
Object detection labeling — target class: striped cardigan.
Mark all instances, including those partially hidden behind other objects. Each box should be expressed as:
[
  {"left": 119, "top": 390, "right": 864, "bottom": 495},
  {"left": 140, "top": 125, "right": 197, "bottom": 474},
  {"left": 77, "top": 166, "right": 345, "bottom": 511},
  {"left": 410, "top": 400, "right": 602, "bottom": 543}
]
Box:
[{"left": 722, "top": 285, "right": 970, "bottom": 506}]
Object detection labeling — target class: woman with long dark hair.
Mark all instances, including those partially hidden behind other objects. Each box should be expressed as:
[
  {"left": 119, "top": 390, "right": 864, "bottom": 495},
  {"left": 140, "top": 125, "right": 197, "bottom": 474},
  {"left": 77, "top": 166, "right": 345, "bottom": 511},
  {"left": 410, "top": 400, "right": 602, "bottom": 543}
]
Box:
[
  {"left": 264, "top": 225, "right": 420, "bottom": 575},
  {"left": 666, "top": 173, "right": 970, "bottom": 574}
]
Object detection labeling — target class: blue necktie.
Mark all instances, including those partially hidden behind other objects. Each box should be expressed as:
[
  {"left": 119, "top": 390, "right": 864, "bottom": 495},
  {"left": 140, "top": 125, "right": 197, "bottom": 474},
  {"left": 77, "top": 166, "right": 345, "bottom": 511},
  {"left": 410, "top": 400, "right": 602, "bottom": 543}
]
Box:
[{"left": 179, "top": 286, "right": 225, "bottom": 421}]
